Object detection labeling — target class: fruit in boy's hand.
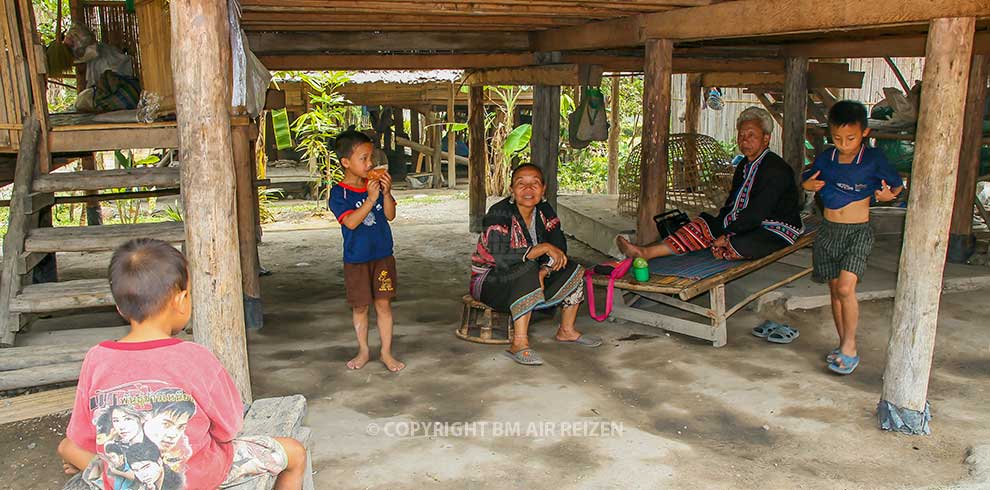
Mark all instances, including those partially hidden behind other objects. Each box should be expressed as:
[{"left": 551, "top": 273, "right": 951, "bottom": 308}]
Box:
[
  {"left": 633, "top": 257, "right": 649, "bottom": 269},
  {"left": 368, "top": 167, "right": 388, "bottom": 181}
]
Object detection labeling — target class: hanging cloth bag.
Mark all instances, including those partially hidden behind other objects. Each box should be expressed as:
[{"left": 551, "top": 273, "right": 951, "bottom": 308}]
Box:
[
  {"left": 576, "top": 86, "right": 609, "bottom": 142},
  {"left": 584, "top": 258, "right": 634, "bottom": 322}
]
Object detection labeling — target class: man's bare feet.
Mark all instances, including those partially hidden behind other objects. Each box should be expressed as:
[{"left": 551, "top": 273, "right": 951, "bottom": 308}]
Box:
[
  {"left": 347, "top": 349, "right": 370, "bottom": 370},
  {"left": 616, "top": 236, "right": 643, "bottom": 258},
  {"left": 380, "top": 352, "right": 405, "bottom": 372}
]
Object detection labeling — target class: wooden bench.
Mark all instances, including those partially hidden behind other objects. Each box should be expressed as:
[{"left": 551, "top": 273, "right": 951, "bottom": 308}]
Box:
[
  {"left": 592, "top": 232, "right": 816, "bottom": 347},
  {"left": 63, "top": 395, "right": 315, "bottom": 490}
]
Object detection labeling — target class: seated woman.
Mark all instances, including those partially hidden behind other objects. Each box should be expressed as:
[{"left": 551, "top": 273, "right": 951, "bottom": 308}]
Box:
[
  {"left": 471, "top": 164, "right": 601, "bottom": 366},
  {"left": 618, "top": 106, "right": 804, "bottom": 261}
]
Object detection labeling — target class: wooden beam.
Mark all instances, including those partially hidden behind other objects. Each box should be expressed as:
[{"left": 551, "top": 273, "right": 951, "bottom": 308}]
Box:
[
  {"left": 241, "top": 12, "right": 585, "bottom": 27},
  {"left": 465, "top": 64, "right": 604, "bottom": 86},
  {"left": 171, "top": 0, "right": 251, "bottom": 401},
  {"left": 683, "top": 73, "right": 702, "bottom": 132},
  {"left": 395, "top": 135, "right": 468, "bottom": 166},
  {"left": 783, "top": 57, "right": 809, "bottom": 187},
  {"left": 530, "top": 15, "right": 641, "bottom": 51},
  {"left": 881, "top": 17, "right": 976, "bottom": 431},
  {"left": 49, "top": 127, "right": 179, "bottom": 152},
  {"left": 431, "top": 113, "right": 442, "bottom": 188},
  {"left": 781, "top": 31, "right": 990, "bottom": 58},
  {"left": 447, "top": 83, "right": 457, "bottom": 188},
  {"left": 33, "top": 168, "right": 181, "bottom": 193},
  {"left": 637, "top": 39, "right": 673, "bottom": 245},
  {"left": 948, "top": 54, "right": 989, "bottom": 262},
  {"left": 532, "top": 84, "right": 561, "bottom": 208},
  {"left": 701, "top": 64, "right": 865, "bottom": 89},
  {"left": 0, "top": 115, "right": 39, "bottom": 345},
  {"left": 247, "top": 31, "right": 530, "bottom": 54},
  {"left": 468, "top": 86, "right": 487, "bottom": 233},
  {"left": 607, "top": 76, "right": 621, "bottom": 195},
  {"left": 0, "top": 386, "right": 76, "bottom": 425},
  {"left": 259, "top": 52, "right": 535, "bottom": 71}
]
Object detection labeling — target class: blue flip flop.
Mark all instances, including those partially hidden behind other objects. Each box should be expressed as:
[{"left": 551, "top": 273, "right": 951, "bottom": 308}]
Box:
[
  {"left": 766, "top": 324, "right": 800, "bottom": 344},
  {"left": 752, "top": 320, "right": 784, "bottom": 338},
  {"left": 828, "top": 353, "right": 860, "bottom": 375},
  {"left": 825, "top": 348, "right": 841, "bottom": 363}
]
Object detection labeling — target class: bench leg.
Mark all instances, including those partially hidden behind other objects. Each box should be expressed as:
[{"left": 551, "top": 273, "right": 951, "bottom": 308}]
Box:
[{"left": 710, "top": 285, "right": 727, "bottom": 348}]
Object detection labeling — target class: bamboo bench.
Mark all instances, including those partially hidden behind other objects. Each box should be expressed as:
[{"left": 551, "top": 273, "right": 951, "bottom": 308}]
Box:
[
  {"left": 592, "top": 231, "right": 816, "bottom": 347},
  {"left": 63, "top": 395, "right": 315, "bottom": 490}
]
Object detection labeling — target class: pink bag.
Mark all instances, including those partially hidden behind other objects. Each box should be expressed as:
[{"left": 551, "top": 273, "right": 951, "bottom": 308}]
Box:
[{"left": 584, "top": 258, "right": 633, "bottom": 322}]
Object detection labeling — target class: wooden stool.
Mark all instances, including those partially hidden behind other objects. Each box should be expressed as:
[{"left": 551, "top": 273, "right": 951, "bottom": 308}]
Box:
[{"left": 456, "top": 294, "right": 513, "bottom": 344}]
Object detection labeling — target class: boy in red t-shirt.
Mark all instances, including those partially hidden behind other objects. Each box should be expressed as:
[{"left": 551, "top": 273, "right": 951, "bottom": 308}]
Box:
[{"left": 57, "top": 238, "right": 307, "bottom": 489}]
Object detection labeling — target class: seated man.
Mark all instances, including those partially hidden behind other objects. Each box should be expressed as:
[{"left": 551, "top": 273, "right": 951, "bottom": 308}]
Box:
[{"left": 619, "top": 106, "right": 803, "bottom": 261}]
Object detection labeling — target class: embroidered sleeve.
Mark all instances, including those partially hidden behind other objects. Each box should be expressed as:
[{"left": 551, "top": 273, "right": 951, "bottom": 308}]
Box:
[
  {"left": 480, "top": 222, "right": 528, "bottom": 269},
  {"left": 725, "top": 162, "right": 794, "bottom": 234}
]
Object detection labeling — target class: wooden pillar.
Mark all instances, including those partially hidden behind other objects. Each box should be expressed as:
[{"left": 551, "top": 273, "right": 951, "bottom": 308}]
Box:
[
  {"left": 880, "top": 17, "right": 975, "bottom": 435},
  {"left": 468, "top": 86, "right": 487, "bottom": 233},
  {"left": 431, "top": 113, "right": 442, "bottom": 188},
  {"left": 410, "top": 109, "right": 421, "bottom": 165},
  {"left": 684, "top": 74, "right": 703, "bottom": 134},
  {"left": 69, "top": 0, "right": 86, "bottom": 90},
  {"left": 447, "top": 83, "right": 457, "bottom": 188},
  {"left": 637, "top": 39, "right": 673, "bottom": 245},
  {"left": 783, "top": 57, "right": 809, "bottom": 187},
  {"left": 607, "top": 76, "right": 621, "bottom": 195},
  {"left": 233, "top": 124, "right": 262, "bottom": 329},
  {"left": 947, "top": 54, "right": 989, "bottom": 263},
  {"left": 170, "top": 0, "right": 251, "bottom": 401},
  {"left": 81, "top": 155, "right": 102, "bottom": 226},
  {"left": 532, "top": 84, "right": 561, "bottom": 208}
]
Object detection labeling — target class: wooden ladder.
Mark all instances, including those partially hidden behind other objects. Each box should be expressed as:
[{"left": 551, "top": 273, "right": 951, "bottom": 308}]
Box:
[{"left": 0, "top": 122, "right": 186, "bottom": 346}]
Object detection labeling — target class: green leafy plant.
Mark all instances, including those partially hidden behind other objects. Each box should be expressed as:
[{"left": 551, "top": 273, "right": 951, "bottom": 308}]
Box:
[
  {"left": 111, "top": 150, "right": 161, "bottom": 224},
  {"left": 163, "top": 204, "right": 183, "bottom": 222}
]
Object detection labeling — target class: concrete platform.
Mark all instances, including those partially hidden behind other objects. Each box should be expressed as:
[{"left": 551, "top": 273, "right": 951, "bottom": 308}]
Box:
[{"left": 557, "top": 194, "right": 990, "bottom": 311}]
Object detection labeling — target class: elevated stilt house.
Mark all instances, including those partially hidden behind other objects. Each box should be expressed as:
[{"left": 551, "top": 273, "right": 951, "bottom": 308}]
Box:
[{"left": 1, "top": 0, "right": 987, "bottom": 433}]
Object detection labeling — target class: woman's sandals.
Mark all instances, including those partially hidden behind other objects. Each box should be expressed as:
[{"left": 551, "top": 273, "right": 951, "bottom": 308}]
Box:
[{"left": 752, "top": 320, "right": 800, "bottom": 344}]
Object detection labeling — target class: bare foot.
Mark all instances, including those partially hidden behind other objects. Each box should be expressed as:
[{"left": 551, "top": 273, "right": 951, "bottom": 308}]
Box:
[
  {"left": 616, "top": 236, "right": 643, "bottom": 258},
  {"left": 347, "top": 350, "right": 370, "bottom": 370},
  {"left": 381, "top": 352, "right": 405, "bottom": 372},
  {"left": 554, "top": 326, "right": 581, "bottom": 342},
  {"left": 63, "top": 462, "right": 79, "bottom": 475}
]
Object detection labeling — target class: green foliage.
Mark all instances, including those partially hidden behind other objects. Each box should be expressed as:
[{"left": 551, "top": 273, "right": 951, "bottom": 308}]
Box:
[
  {"left": 163, "top": 205, "right": 183, "bottom": 222},
  {"left": 502, "top": 123, "right": 531, "bottom": 158},
  {"left": 111, "top": 151, "right": 161, "bottom": 224},
  {"left": 280, "top": 71, "right": 351, "bottom": 199}
]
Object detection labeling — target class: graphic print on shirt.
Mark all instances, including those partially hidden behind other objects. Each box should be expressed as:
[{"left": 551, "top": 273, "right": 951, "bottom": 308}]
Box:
[
  {"left": 89, "top": 381, "right": 196, "bottom": 490},
  {"left": 354, "top": 198, "right": 381, "bottom": 227}
]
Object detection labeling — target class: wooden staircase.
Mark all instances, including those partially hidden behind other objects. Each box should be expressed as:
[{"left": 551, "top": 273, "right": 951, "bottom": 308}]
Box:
[{"left": 0, "top": 118, "right": 184, "bottom": 346}]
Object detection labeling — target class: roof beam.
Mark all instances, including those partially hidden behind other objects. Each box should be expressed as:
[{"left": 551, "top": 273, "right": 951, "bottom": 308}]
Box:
[
  {"left": 779, "top": 31, "right": 990, "bottom": 58},
  {"left": 247, "top": 31, "right": 531, "bottom": 54},
  {"left": 464, "top": 64, "right": 604, "bottom": 86},
  {"left": 701, "top": 64, "right": 865, "bottom": 89},
  {"left": 532, "top": 0, "right": 990, "bottom": 50}
]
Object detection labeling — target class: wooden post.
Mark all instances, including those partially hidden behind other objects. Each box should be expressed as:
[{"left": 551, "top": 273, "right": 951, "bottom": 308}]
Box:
[
  {"left": 684, "top": 74, "right": 703, "bottom": 134},
  {"left": 637, "top": 39, "right": 673, "bottom": 245},
  {"left": 431, "top": 113, "right": 442, "bottom": 188},
  {"left": 81, "top": 155, "right": 102, "bottom": 226},
  {"left": 947, "top": 54, "right": 989, "bottom": 263},
  {"left": 170, "top": 0, "right": 251, "bottom": 401},
  {"left": 879, "top": 17, "right": 975, "bottom": 435},
  {"left": 468, "top": 86, "right": 487, "bottom": 233},
  {"left": 410, "top": 109, "right": 421, "bottom": 166},
  {"left": 783, "top": 57, "right": 809, "bottom": 187},
  {"left": 607, "top": 76, "right": 621, "bottom": 195},
  {"left": 233, "top": 124, "right": 262, "bottom": 329},
  {"left": 532, "top": 84, "right": 561, "bottom": 208},
  {"left": 447, "top": 83, "right": 457, "bottom": 188}
]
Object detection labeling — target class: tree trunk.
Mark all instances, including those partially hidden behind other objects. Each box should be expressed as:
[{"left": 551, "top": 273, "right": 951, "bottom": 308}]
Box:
[
  {"left": 880, "top": 17, "right": 975, "bottom": 434},
  {"left": 637, "top": 39, "right": 673, "bottom": 245},
  {"left": 170, "top": 0, "right": 251, "bottom": 401}
]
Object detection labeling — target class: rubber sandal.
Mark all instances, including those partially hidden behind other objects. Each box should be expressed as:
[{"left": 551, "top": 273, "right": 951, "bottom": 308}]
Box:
[
  {"left": 828, "top": 353, "right": 860, "bottom": 375},
  {"left": 752, "top": 320, "right": 784, "bottom": 338},
  {"left": 766, "top": 325, "right": 800, "bottom": 344},
  {"left": 825, "top": 348, "right": 841, "bottom": 363},
  {"left": 557, "top": 334, "right": 603, "bottom": 348},
  {"left": 504, "top": 348, "right": 544, "bottom": 366}
]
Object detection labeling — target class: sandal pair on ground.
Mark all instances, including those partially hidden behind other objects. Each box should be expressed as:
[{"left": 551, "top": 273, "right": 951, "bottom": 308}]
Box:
[
  {"left": 503, "top": 335, "right": 603, "bottom": 366},
  {"left": 753, "top": 320, "right": 859, "bottom": 375}
]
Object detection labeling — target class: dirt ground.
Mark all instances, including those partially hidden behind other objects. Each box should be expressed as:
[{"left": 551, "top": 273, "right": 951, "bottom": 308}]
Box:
[{"left": 2, "top": 190, "right": 989, "bottom": 489}]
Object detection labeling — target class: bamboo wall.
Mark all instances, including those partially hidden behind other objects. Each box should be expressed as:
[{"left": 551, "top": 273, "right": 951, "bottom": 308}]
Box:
[{"left": 0, "top": 0, "right": 33, "bottom": 153}]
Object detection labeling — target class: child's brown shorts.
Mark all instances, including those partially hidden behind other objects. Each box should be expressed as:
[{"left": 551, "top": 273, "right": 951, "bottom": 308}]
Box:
[{"left": 343, "top": 255, "right": 397, "bottom": 307}]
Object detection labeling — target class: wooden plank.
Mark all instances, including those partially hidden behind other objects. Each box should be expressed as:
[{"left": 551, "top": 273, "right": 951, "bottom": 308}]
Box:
[
  {"left": 0, "top": 362, "right": 81, "bottom": 391},
  {"left": 0, "top": 188, "right": 182, "bottom": 207},
  {"left": 610, "top": 297, "right": 719, "bottom": 344},
  {"left": 0, "top": 345, "right": 89, "bottom": 371},
  {"left": 701, "top": 67, "right": 865, "bottom": 90},
  {"left": 259, "top": 52, "right": 536, "bottom": 71},
  {"left": 33, "top": 167, "right": 181, "bottom": 193},
  {"left": 247, "top": 30, "right": 530, "bottom": 53},
  {"left": 240, "top": 395, "right": 307, "bottom": 437},
  {"left": 464, "top": 64, "right": 603, "bottom": 86},
  {"left": 781, "top": 31, "right": 990, "bottom": 58},
  {"left": 49, "top": 126, "right": 179, "bottom": 153},
  {"left": 171, "top": 0, "right": 251, "bottom": 402},
  {"left": 468, "top": 86, "right": 487, "bottom": 233},
  {"left": 14, "top": 326, "right": 130, "bottom": 346},
  {"left": 16, "top": 251, "right": 46, "bottom": 275},
  {"left": 530, "top": 14, "right": 640, "bottom": 51},
  {"left": 882, "top": 17, "right": 976, "bottom": 416},
  {"left": 783, "top": 57, "right": 809, "bottom": 187},
  {"left": 19, "top": 191, "right": 54, "bottom": 214},
  {"left": 25, "top": 222, "right": 186, "bottom": 253},
  {"left": 0, "top": 114, "right": 39, "bottom": 345},
  {"left": 637, "top": 39, "right": 673, "bottom": 245},
  {"left": 10, "top": 278, "right": 114, "bottom": 313},
  {"left": 395, "top": 135, "right": 467, "bottom": 166},
  {"left": 0, "top": 386, "right": 77, "bottom": 425},
  {"left": 532, "top": 84, "right": 561, "bottom": 208}
]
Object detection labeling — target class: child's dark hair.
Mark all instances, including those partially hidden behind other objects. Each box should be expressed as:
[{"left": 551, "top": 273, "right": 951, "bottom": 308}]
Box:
[
  {"left": 125, "top": 441, "right": 162, "bottom": 463},
  {"left": 334, "top": 125, "right": 373, "bottom": 160},
  {"left": 510, "top": 163, "right": 544, "bottom": 183},
  {"left": 109, "top": 238, "right": 188, "bottom": 323},
  {"left": 104, "top": 442, "right": 125, "bottom": 455},
  {"left": 828, "top": 100, "right": 869, "bottom": 129}
]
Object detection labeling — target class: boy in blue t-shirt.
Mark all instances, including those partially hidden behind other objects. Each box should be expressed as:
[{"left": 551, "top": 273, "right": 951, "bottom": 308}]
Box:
[
  {"left": 802, "top": 100, "right": 903, "bottom": 375},
  {"left": 328, "top": 128, "right": 403, "bottom": 372}
]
